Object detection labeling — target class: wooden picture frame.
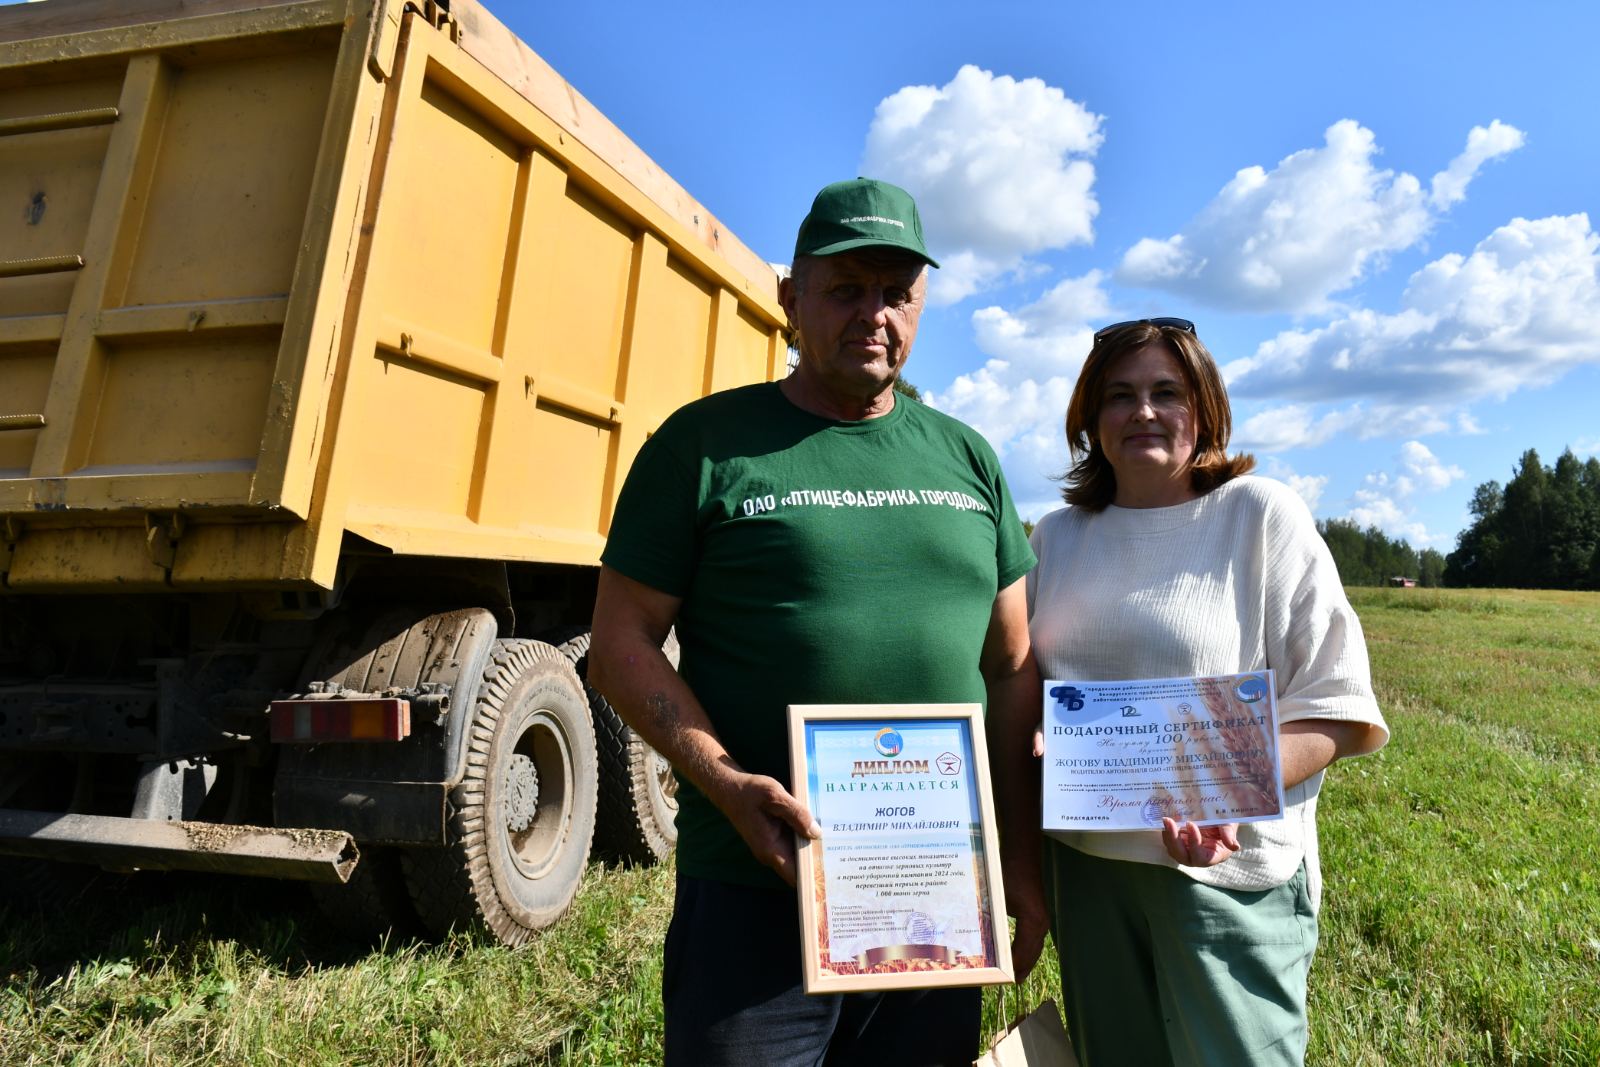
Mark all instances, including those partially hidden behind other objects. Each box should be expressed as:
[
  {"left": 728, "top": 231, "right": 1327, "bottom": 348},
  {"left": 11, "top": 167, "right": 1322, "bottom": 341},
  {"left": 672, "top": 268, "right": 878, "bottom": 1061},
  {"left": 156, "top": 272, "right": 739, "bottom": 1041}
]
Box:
[{"left": 787, "top": 703, "right": 1014, "bottom": 994}]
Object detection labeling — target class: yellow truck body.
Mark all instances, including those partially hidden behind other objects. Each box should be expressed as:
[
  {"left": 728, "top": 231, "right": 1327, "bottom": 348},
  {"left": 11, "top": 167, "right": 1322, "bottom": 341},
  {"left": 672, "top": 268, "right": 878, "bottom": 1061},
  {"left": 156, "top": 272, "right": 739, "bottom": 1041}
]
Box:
[
  {"left": 1, "top": 0, "right": 784, "bottom": 590},
  {"left": 0, "top": 0, "right": 783, "bottom": 943}
]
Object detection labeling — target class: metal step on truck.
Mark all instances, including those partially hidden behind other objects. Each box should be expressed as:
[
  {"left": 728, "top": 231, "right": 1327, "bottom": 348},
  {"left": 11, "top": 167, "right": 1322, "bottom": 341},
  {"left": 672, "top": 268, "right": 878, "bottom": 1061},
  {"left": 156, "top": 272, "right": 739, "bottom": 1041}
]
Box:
[{"left": 0, "top": 0, "right": 785, "bottom": 945}]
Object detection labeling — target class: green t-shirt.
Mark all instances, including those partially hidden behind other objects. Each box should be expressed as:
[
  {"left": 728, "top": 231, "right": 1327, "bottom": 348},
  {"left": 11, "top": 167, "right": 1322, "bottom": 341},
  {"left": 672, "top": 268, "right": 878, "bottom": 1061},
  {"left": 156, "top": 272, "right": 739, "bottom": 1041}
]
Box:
[{"left": 601, "top": 381, "right": 1036, "bottom": 888}]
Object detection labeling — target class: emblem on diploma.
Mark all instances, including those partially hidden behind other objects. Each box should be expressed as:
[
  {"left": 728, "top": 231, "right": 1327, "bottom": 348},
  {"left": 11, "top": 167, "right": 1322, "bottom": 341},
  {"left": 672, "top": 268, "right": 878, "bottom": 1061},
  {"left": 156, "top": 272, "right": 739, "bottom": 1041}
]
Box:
[
  {"left": 788, "top": 704, "right": 1013, "bottom": 994},
  {"left": 1042, "top": 671, "right": 1286, "bottom": 832}
]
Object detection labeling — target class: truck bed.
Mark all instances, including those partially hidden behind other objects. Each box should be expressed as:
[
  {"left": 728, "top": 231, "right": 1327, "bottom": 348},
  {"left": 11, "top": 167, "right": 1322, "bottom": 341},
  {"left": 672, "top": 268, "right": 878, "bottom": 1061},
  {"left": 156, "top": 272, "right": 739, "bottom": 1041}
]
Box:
[{"left": 0, "top": 0, "right": 786, "bottom": 592}]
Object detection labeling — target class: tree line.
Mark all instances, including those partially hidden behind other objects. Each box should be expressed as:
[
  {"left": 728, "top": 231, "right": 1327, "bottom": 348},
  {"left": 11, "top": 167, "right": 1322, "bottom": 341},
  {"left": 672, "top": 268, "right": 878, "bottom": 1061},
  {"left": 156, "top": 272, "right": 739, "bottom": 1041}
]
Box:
[
  {"left": 1311, "top": 447, "right": 1600, "bottom": 589},
  {"left": 1026, "top": 447, "right": 1598, "bottom": 589},
  {"left": 1316, "top": 518, "right": 1446, "bottom": 588},
  {"left": 1444, "top": 448, "right": 1600, "bottom": 589}
]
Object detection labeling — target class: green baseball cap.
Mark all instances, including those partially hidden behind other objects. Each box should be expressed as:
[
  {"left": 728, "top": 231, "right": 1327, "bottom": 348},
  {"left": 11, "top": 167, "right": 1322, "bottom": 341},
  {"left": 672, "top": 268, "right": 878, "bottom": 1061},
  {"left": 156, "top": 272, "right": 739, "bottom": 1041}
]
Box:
[{"left": 793, "top": 178, "right": 939, "bottom": 268}]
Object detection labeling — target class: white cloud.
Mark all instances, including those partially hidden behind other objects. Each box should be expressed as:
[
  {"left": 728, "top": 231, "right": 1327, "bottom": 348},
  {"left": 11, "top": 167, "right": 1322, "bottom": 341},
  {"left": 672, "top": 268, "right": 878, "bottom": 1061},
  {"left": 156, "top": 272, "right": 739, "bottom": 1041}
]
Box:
[
  {"left": 861, "top": 65, "right": 1104, "bottom": 305},
  {"left": 968, "top": 270, "right": 1111, "bottom": 379},
  {"left": 1234, "top": 405, "right": 1343, "bottom": 452},
  {"left": 1573, "top": 437, "right": 1600, "bottom": 459},
  {"left": 925, "top": 359, "right": 1073, "bottom": 519},
  {"left": 934, "top": 365, "right": 1074, "bottom": 474},
  {"left": 1345, "top": 490, "right": 1434, "bottom": 546},
  {"left": 924, "top": 271, "right": 1112, "bottom": 511},
  {"left": 1256, "top": 458, "right": 1330, "bottom": 512},
  {"left": 1429, "top": 120, "right": 1526, "bottom": 208},
  {"left": 1285, "top": 474, "right": 1329, "bottom": 512},
  {"left": 1337, "top": 441, "right": 1464, "bottom": 546},
  {"left": 1398, "top": 440, "right": 1465, "bottom": 492},
  {"left": 1233, "top": 399, "right": 1466, "bottom": 453},
  {"left": 1227, "top": 214, "right": 1600, "bottom": 410},
  {"left": 1116, "top": 120, "right": 1524, "bottom": 313}
]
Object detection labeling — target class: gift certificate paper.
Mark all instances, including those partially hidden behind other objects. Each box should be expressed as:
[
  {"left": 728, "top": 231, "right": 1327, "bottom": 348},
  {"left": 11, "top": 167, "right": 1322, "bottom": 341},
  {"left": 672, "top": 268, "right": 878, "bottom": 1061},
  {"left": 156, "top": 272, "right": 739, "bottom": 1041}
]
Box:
[
  {"left": 1042, "top": 672, "right": 1285, "bottom": 831},
  {"left": 789, "top": 704, "right": 1011, "bottom": 994}
]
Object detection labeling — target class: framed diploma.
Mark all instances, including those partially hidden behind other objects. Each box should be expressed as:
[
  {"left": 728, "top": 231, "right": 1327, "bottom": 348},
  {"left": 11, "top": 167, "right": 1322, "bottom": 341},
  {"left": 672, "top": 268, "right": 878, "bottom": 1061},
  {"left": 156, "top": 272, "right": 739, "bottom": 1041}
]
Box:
[
  {"left": 788, "top": 703, "right": 1013, "bottom": 995},
  {"left": 1042, "top": 671, "right": 1285, "bottom": 831}
]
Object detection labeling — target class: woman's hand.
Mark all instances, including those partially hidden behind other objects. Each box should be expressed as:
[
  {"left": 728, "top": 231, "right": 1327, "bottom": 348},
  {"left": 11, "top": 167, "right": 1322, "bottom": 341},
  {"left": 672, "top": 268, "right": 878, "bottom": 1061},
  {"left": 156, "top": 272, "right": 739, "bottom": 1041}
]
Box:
[{"left": 1161, "top": 818, "right": 1240, "bottom": 867}]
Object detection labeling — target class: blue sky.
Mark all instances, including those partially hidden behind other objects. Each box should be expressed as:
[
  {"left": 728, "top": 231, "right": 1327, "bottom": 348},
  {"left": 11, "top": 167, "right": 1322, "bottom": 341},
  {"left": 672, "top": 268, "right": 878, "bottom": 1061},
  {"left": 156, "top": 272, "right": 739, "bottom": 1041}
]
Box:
[
  {"left": 14, "top": 1, "right": 1590, "bottom": 550},
  {"left": 499, "top": 1, "right": 1600, "bottom": 551}
]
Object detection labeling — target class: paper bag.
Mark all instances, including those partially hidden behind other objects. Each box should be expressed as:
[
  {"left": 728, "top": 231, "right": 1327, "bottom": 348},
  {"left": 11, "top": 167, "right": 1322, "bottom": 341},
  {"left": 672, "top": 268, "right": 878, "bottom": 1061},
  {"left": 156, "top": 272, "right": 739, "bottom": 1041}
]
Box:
[{"left": 975, "top": 998, "right": 1080, "bottom": 1067}]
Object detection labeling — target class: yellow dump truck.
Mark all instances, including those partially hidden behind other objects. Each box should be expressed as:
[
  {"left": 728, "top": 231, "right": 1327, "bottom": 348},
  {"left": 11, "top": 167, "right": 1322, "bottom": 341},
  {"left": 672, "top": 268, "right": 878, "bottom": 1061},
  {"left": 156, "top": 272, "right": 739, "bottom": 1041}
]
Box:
[{"left": 0, "top": 0, "right": 785, "bottom": 944}]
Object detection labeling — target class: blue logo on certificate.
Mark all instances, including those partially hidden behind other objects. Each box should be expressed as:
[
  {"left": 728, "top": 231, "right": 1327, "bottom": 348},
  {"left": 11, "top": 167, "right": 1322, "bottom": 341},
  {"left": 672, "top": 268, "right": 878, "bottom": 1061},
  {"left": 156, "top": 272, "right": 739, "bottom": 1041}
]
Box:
[
  {"left": 873, "top": 727, "right": 904, "bottom": 757},
  {"left": 1233, "top": 675, "right": 1268, "bottom": 703},
  {"left": 1049, "top": 685, "right": 1086, "bottom": 712}
]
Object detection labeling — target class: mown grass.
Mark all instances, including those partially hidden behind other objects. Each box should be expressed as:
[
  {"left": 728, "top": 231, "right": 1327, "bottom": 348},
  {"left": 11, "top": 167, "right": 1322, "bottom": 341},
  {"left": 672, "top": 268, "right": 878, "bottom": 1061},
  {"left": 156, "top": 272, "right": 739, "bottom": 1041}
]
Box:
[
  {"left": 1310, "top": 587, "right": 1600, "bottom": 1065},
  {"left": 0, "top": 862, "right": 672, "bottom": 1065},
  {"left": 2, "top": 587, "right": 1597, "bottom": 1064}
]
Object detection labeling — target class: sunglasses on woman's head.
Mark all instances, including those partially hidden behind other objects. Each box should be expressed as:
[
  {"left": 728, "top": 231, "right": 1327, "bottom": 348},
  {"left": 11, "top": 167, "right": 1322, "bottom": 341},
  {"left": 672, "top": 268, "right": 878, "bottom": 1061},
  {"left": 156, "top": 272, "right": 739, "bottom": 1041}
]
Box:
[{"left": 1093, "top": 317, "right": 1196, "bottom": 343}]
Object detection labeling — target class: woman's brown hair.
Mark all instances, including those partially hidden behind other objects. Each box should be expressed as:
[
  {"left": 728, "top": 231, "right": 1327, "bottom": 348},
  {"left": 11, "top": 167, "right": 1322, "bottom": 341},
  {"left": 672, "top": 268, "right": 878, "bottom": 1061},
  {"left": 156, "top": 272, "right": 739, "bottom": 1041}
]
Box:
[{"left": 1062, "top": 321, "right": 1255, "bottom": 510}]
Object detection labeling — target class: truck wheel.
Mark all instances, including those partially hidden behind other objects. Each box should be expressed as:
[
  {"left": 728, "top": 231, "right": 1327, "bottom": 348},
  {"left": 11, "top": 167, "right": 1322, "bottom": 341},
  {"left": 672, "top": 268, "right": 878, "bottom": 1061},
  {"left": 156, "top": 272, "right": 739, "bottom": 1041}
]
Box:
[
  {"left": 544, "top": 628, "right": 679, "bottom": 866},
  {"left": 402, "top": 640, "right": 596, "bottom": 945},
  {"left": 593, "top": 698, "right": 678, "bottom": 865},
  {"left": 308, "top": 846, "right": 422, "bottom": 944}
]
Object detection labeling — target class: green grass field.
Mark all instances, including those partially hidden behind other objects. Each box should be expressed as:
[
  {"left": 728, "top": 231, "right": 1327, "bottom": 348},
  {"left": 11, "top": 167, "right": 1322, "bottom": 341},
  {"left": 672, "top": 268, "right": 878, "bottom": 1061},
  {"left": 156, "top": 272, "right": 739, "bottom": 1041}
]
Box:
[{"left": 2, "top": 588, "right": 1596, "bottom": 1065}]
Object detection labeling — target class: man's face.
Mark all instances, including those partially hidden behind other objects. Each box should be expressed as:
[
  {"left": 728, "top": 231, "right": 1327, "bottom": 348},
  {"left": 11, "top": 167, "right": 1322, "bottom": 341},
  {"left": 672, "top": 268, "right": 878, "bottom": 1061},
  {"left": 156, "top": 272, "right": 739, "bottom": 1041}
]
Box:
[{"left": 781, "top": 251, "right": 927, "bottom": 404}]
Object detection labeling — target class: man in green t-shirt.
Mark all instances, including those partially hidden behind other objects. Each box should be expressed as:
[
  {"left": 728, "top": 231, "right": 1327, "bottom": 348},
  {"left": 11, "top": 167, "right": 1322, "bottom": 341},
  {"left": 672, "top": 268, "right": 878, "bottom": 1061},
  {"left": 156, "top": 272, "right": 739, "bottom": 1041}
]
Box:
[{"left": 589, "top": 179, "right": 1043, "bottom": 1066}]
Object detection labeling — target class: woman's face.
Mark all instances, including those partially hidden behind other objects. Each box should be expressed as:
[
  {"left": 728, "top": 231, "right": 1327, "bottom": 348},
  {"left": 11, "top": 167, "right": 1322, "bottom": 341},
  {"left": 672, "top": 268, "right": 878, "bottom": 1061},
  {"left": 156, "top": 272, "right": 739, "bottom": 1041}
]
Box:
[{"left": 1095, "top": 342, "right": 1200, "bottom": 505}]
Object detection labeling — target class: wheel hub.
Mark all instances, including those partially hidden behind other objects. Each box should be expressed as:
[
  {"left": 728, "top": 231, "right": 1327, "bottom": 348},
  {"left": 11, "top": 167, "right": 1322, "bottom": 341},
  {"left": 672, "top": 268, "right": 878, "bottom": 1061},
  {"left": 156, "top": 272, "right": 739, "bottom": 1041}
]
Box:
[{"left": 504, "top": 752, "right": 540, "bottom": 833}]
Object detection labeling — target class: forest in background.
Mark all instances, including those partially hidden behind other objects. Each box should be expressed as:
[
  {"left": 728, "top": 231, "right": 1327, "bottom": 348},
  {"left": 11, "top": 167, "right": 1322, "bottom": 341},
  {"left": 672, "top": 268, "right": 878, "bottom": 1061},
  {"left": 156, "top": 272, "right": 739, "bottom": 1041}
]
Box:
[
  {"left": 1444, "top": 448, "right": 1600, "bottom": 589},
  {"left": 1318, "top": 518, "right": 1446, "bottom": 587},
  {"left": 1320, "top": 448, "right": 1600, "bottom": 590}
]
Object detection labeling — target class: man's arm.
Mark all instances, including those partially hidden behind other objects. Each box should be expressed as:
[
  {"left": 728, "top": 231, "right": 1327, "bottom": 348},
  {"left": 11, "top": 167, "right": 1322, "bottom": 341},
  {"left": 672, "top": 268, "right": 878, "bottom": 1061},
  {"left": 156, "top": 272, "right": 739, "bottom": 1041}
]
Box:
[
  {"left": 982, "top": 576, "right": 1047, "bottom": 981},
  {"left": 587, "top": 565, "right": 820, "bottom": 886}
]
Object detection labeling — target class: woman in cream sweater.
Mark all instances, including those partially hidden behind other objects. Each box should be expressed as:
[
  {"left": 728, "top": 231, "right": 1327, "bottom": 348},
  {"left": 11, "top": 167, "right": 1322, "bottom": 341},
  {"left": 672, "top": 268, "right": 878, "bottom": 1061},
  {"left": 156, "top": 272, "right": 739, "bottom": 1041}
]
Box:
[{"left": 1012, "top": 318, "right": 1389, "bottom": 1066}]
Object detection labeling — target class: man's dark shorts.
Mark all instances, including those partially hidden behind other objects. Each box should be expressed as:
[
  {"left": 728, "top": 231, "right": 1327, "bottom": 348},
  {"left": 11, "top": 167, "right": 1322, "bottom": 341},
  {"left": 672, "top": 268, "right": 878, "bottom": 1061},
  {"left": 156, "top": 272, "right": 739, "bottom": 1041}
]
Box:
[{"left": 664, "top": 874, "right": 981, "bottom": 1066}]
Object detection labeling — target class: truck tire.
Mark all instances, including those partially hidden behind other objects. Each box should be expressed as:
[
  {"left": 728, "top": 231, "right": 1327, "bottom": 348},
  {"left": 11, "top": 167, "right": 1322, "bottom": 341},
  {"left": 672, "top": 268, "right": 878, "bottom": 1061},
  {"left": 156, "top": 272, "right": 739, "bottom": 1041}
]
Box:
[
  {"left": 402, "top": 639, "right": 596, "bottom": 945},
  {"left": 543, "top": 628, "right": 679, "bottom": 866},
  {"left": 308, "top": 846, "right": 422, "bottom": 944}
]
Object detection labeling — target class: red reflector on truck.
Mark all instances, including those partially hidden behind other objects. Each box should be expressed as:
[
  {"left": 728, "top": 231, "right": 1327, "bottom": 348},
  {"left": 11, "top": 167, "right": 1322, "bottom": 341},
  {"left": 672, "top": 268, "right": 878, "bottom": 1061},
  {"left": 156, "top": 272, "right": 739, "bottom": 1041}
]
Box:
[{"left": 269, "top": 698, "right": 411, "bottom": 742}]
